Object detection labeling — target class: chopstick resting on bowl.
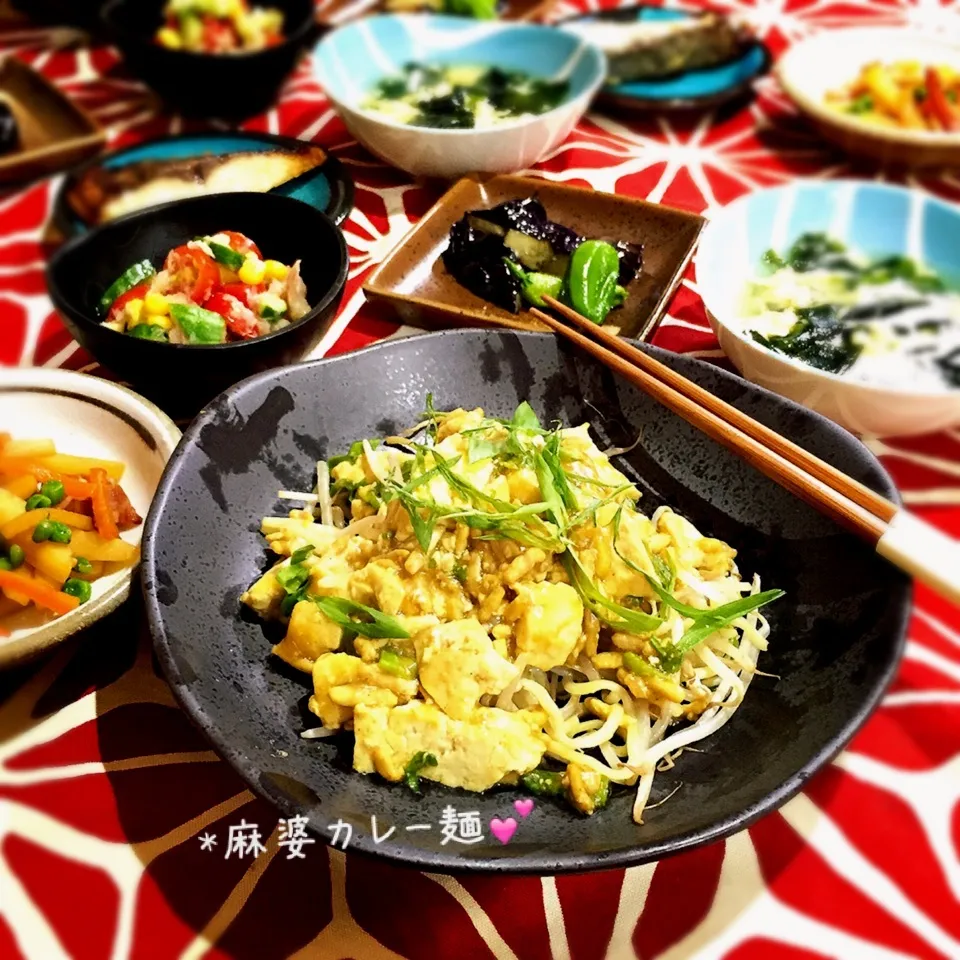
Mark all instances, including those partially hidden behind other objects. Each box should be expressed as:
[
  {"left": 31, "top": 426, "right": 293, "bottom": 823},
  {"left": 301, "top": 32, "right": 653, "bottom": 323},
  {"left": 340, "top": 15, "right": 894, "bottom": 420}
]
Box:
[{"left": 532, "top": 296, "right": 960, "bottom": 606}]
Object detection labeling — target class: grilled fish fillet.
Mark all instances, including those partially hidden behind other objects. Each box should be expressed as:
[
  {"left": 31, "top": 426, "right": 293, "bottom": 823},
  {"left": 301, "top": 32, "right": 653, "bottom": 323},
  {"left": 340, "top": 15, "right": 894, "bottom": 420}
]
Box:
[
  {"left": 564, "top": 12, "right": 748, "bottom": 85},
  {"left": 67, "top": 145, "right": 327, "bottom": 224}
]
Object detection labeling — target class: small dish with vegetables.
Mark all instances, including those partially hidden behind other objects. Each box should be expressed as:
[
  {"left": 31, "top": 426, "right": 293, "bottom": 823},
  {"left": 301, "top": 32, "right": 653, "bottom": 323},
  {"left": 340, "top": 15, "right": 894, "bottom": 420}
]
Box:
[
  {"left": 47, "top": 191, "right": 348, "bottom": 417},
  {"left": 313, "top": 14, "right": 606, "bottom": 179},
  {"left": 365, "top": 174, "right": 704, "bottom": 340},
  {"left": 0, "top": 368, "right": 180, "bottom": 667},
  {"left": 776, "top": 28, "right": 960, "bottom": 168},
  {"left": 100, "top": 231, "right": 310, "bottom": 344},
  {"left": 101, "top": 0, "right": 318, "bottom": 119}
]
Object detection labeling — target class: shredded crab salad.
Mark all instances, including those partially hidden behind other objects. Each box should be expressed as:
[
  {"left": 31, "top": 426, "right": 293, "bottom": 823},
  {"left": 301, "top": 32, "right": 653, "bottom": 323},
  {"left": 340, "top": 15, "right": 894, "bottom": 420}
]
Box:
[{"left": 241, "top": 400, "right": 782, "bottom": 822}]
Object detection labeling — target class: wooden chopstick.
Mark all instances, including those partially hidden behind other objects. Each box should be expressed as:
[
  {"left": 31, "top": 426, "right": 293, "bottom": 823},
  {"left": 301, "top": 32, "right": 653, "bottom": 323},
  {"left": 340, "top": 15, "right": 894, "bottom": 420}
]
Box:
[
  {"left": 541, "top": 296, "right": 897, "bottom": 524},
  {"left": 530, "top": 300, "right": 891, "bottom": 544}
]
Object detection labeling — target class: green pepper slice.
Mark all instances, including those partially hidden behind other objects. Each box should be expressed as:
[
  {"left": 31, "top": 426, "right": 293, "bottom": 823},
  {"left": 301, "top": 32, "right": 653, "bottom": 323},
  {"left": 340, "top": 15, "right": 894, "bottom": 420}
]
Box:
[
  {"left": 169, "top": 303, "right": 227, "bottom": 344},
  {"left": 567, "top": 240, "right": 623, "bottom": 325}
]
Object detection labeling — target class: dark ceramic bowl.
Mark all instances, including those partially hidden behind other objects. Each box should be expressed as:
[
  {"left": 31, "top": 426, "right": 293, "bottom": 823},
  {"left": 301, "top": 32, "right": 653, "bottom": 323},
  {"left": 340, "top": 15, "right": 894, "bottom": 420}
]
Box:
[
  {"left": 46, "top": 192, "right": 348, "bottom": 418},
  {"left": 141, "top": 329, "right": 911, "bottom": 874},
  {"left": 101, "top": 0, "right": 317, "bottom": 119}
]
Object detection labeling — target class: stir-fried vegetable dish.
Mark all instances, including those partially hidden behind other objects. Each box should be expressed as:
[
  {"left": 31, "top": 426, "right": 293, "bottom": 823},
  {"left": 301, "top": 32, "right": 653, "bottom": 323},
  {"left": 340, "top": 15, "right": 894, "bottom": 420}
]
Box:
[
  {"left": 826, "top": 61, "right": 960, "bottom": 132},
  {"left": 156, "top": 0, "right": 284, "bottom": 53},
  {"left": 0, "top": 437, "right": 140, "bottom": 633},
  {"left": 443, "top": 197, "right": 643, "bottom": 325},
  {"left": 242, "top": 400, "right": 781, "bottom": 821},
  {"left": 740, "top": 232, "right": 960, "bottom": 389},
  {"left": 100, "top": 230, "right": 310, "bottom": 344},
  {"left": 363, "top": 64, "right": 569, "bottom": 129}
]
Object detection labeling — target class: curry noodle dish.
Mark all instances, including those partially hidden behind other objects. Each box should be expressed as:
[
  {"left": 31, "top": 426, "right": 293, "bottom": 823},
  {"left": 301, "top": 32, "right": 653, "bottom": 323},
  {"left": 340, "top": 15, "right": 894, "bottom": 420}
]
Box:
[{"left": 241, "top": 401, "right": 782, "bottom": 822}]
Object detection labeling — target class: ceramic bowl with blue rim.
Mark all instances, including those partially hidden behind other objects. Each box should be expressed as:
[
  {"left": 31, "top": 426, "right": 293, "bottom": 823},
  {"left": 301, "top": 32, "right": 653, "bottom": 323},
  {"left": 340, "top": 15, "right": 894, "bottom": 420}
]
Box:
[
  {"left": 559, "top": 4, "right": 770, "bottom": 112},
  {"left": 313, "top": 14, "right": 606, "bottom": 179},
  {"left": 54, "top": 132, "right": 354, "bottom": 238},
  {"left": 697, "top": 180, "right": 960, "bottom": 438}
]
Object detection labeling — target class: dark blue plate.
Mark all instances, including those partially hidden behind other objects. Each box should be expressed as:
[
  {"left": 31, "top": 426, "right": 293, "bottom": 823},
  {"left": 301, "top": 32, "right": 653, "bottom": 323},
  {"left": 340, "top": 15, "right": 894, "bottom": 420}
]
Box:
[
  {"left": 54, "top": 131, "right": 354, "bottom": 237},
  {"left": 562, "top": 4, "right": 771, "bottom": 112}
]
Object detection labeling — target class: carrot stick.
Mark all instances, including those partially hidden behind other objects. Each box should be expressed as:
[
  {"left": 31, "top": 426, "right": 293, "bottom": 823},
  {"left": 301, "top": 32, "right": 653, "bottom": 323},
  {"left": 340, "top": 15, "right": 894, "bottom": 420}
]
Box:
[
  {"left": 90, "top": 468, "right": 119, "bottom": 541},
  {"left": 59, "top": 476, "right": 94, "bottom": 499},
  {"left": 926, "top": 68, "right": 960, "bottom": 131},
  {"left": 0, "top": 570, "right": 79, "bottom": 616}
]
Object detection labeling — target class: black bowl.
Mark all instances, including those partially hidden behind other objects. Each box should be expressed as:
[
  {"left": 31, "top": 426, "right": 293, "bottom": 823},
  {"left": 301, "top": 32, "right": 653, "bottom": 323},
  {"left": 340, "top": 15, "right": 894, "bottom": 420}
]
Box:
[
  {"left": 101, "top": 0, "right": 318, "bottom": 119},
  {"left": 46, "top": 191, "right": 348, "bottom": 418},
  {"left": 142, "top": 329, "right": 910, "bottom": 874}
]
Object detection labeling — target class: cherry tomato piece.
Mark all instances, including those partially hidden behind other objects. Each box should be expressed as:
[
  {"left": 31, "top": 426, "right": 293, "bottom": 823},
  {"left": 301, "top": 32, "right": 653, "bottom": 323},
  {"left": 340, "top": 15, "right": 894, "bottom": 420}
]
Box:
[
  {"left": 205, "top": 293, "right": 259, "bottom": 340},
  {"left": 221, "top": 282, "right": 252, "bottom": 306},
  {"left": 202, "top": 16, "right": 238, "bottom": 53},
  {"left": 164, "top": 245, "right": 219, "bottom": 304}
]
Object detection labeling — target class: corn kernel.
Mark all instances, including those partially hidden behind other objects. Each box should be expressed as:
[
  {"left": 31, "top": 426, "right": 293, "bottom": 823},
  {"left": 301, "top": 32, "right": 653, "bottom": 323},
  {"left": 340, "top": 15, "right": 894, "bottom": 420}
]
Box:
[
  {"left": 123, "top": 298, "right": 144, "bottom": 329},
  {"left": 238, "top": 256, "right": 267, "bottom": 286},
  {"left": 147, "top": 313, "right": 173, "bottom": 331},
  {"left": 263, "top": 259, "right": 289, "bottom": 282},
  {"left": 144, "top": 291, "right": 169, "bottom": 315},
  {"left": 157, "top": 27, "right": 182, "bottom": 49}
]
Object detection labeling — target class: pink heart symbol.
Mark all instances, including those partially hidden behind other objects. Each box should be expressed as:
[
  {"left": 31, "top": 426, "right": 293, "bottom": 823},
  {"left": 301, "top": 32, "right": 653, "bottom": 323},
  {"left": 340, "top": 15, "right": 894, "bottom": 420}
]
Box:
[
  {"left": 514, "top": 798, "right": 534, "bottom": 819},
  {"left": 490, "top": 817, "right": 517, "bottom": 844}
]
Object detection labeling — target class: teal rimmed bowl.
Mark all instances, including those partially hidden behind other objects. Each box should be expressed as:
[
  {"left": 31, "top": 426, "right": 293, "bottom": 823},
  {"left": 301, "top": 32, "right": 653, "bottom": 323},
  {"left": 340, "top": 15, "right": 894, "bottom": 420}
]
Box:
[
  {"left": 697, "top": 181, "right": 960, "bottom": 438},
  {"left": 313, "top": 14, "right": 606, "bottom": 179}
]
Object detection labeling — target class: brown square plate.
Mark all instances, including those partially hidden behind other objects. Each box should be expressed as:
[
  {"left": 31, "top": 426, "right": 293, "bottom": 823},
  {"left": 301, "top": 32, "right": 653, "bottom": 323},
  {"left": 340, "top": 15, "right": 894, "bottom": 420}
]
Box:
[
  {"left": 0, "top": 57, "right": 105, "bottom": 184},
  {"left": 364, "top": 174, "right": 706, "bottom": 340},
  {"left": 315, "top": 0, "right": 556, "bottom": 27}
]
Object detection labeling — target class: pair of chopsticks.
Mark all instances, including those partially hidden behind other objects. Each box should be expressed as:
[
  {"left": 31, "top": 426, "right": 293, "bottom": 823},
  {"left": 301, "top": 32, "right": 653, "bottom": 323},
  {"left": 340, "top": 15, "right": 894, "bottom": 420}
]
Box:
[{"left": 532, "top": 296, "right": 960, "bottom": 606}]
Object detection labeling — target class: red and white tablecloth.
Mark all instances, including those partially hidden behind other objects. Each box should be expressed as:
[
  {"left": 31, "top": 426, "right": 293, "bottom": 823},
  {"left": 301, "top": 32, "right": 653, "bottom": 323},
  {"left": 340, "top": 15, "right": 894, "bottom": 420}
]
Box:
[{"left": 1, "top": 2, "right": 960, "bottom": 958}]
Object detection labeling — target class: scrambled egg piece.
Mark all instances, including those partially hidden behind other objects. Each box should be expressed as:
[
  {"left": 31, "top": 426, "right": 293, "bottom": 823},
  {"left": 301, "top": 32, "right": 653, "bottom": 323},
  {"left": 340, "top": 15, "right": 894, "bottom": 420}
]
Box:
[
  {"left": 507, "top": 581, "right": 584, "bottom": 670},
  {"left": 240, "top": 567, "right": 285, "bottom": 619},
  {"left": 272, "top": 599, "right": 342, "bottom": 673},
  {"left": 353, "top": 700, "right": 546, "bottom": 792},
  {"left": 414, "top": 618, "right": 518, "bottom": 720},
  {"left": 309, "top": 652, "right": 418, "bottom": 729}
]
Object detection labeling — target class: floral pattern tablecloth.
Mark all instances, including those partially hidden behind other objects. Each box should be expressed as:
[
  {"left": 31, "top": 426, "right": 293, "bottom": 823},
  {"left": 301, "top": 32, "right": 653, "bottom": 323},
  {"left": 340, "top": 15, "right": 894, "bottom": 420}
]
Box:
[{"left": 1, "top": 1, "right": 960, "bottom": 957}]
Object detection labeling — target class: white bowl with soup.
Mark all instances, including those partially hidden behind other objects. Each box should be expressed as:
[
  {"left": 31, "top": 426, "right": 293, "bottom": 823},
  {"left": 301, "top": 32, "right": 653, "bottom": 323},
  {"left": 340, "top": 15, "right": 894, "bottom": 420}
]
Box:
[
  {"left": 697, "top": 181, "right": 960, "bottom": 438},
  {"left": 312, "top": 14, "right": 606, "bottom": 180}
]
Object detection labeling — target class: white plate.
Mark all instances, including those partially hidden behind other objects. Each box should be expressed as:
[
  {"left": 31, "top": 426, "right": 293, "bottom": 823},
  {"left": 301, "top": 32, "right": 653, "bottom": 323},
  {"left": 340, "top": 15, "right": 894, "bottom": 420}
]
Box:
[
  {"left": 0, "top": 369, "right": 180, "bottom": 666},
  {"left": 777, "top": 28, "right": 960, "bottom": 168}
]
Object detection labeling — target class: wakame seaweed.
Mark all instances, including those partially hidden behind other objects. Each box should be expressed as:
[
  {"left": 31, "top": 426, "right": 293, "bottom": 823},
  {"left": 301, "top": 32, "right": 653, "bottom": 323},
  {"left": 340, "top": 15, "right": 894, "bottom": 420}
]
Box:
[{"left": 750, "top": 305, "right": 862, "bottom": 374}]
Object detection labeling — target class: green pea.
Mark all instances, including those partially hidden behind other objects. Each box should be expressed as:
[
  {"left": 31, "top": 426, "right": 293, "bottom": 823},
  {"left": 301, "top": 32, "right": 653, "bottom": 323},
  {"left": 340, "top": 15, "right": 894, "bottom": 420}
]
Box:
[
  {"left": 0, "top": 558, "right": 10, "bottom": 571},
  {"left": 8, "top": 544, "right": 24, "bottom": 569},
  {"left": 39, "top": 480, "right": 65, "bottom": 505},
  {"left": 32, "top": 519, "right": 55, "bottom": 542},
  {"left": 25, "top": 494, "right": 52, "bottom": 511},
  {"left": 73, "top": 556, "right": 93, "bottom": 575},
  {"left": 62, "top": 578, "right": 92, "bottom": 604},
  {"left": 49, "top": 521, "right": 72, "bottom": 544}
]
